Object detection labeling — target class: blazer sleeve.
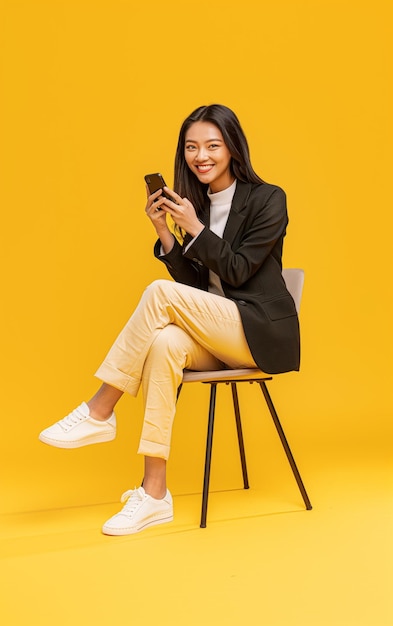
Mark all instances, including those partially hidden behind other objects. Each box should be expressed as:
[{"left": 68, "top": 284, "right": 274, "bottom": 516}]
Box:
[{"left": 153, "top": 236, "right": 206, "bottom": 289}]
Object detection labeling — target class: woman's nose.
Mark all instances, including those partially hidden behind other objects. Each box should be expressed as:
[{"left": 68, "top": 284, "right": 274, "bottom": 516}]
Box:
[{"left": 195, "top": 148, "right": 208, "bottom": 162}]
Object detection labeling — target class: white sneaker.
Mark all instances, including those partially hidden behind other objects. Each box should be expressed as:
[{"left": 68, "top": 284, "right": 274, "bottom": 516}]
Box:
[
  {"left": 38, "top": 402, "right": 116, "bottom": 449},
  {"left": 102, "top": 487, "right": 173, "bottom": 536}
]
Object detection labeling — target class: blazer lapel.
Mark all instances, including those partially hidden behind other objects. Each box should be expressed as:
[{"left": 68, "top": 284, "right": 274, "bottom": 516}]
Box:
[{"left": 223, "top": 181, "right": 252, "bottom": 245}]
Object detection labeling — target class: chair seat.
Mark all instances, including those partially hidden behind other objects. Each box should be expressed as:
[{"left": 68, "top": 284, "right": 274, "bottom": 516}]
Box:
[{"left": 182, "top": 368, "right": 272, "bottom": 383}]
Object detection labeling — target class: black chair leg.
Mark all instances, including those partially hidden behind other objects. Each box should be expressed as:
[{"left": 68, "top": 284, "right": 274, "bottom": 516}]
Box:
[
  {"left": 231, "top": 383, "right": 249, "bottom": 490},
  {"left": 200, "top": 383, "right": 217, "bottom": 528},
  {"left": 259, "top": 381, "right": 312, "bottom": 510}
]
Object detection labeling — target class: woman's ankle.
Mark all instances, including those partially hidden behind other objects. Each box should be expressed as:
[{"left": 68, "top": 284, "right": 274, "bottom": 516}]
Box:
[
  {"left": 87, "top": 400, "right": 114, "bottom": 421},
  {"left": 143, "top": 457, "right": 167, "bottom": 499},
  {"left": 87, "top": 384, "right": 123, "bottom": 420},
  {"left": 143, "top": 483, "right": 167, "bottom": 499}
]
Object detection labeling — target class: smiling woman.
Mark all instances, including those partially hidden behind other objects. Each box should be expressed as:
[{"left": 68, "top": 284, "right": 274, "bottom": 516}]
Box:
[{"left": 38, "top": 103, "right": 299, "bottom": 536}]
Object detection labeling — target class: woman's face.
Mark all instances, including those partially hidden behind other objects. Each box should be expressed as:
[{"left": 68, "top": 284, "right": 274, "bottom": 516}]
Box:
[{"left": 184, "top": 121, "right": 234, "bottom": 193}]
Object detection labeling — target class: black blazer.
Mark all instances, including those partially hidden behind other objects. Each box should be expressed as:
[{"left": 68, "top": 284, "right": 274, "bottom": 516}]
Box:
[{"left": 154, "top": 180, "right": 300, "bottom": 374}]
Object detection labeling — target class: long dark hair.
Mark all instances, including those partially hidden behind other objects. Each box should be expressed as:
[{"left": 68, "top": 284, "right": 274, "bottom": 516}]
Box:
[{"left": 174, "top": 104, "right": 264, "bottom": 218}]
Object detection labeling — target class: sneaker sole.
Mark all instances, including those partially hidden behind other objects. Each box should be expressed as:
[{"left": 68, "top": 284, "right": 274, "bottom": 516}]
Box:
[
  {"left": 102, "top": 513, "right": 174, "bottom": 536},
  {"left": 38, "top": 431, "right": 116, "bottom": 449}
]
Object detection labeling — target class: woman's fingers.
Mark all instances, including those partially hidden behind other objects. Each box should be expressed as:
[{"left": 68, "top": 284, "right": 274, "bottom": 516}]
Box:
[
  {"left": 145, "top": 188, "right": 164, "bottom": 214},
  {"left": 162, "top": 186, "right": 178, "bottom": 202}
]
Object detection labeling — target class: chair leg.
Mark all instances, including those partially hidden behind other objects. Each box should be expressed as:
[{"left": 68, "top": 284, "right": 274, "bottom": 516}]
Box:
[
  {"left": 259, "top": 381, "right": 312, "bottom": 510},
  {"left": 231, "top": 383, "right": 249, "bottom": 490},
  {"left": 200, "top": 382, "right": 217, "bottom": 528}
]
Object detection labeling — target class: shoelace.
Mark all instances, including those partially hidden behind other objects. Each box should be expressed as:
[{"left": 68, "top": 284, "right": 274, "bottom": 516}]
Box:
[
  {"left": 119, "top": 488, "right": 146, "bottom": 517},
  {"left": 58, "top": 406, "right": 89, "bottom": 431}
]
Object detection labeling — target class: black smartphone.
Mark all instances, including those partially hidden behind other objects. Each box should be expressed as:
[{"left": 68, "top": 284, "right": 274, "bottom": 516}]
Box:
[{"left": 144, "top": 173, "right": 172, "bottom": 204}]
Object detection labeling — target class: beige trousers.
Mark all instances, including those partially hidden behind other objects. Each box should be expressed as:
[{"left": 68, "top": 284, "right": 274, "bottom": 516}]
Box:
[{"left": 95, "top": 279, "right": 256, "bottom": 459}]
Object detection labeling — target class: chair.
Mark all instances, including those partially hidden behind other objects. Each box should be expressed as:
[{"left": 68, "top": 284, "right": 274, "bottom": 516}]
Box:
[{"left": 177, "top": 268, "right": 312, "bottom": 528}]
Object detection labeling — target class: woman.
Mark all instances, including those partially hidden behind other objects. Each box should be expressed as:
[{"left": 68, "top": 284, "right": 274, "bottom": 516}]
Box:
[{"left": 39, "top": 104, "right": 300, "bottom": 535}]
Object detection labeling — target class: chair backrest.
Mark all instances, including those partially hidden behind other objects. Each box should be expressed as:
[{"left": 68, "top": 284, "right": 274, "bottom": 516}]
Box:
[{"left": 282, "top": 268, "right": 304, "bottom": 314}]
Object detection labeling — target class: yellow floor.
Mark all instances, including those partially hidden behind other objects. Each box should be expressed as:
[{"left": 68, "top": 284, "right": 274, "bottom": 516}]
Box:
[{"left": 1, "top": 455, "right": 392, "bottom": 626}]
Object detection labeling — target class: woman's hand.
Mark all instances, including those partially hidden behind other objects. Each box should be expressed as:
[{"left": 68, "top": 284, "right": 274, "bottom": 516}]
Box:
[
  {"left": 145, "top": 185, "right": 175, "bottom": 254},
  {"left": 145, "top": 186, "right": 168, "bottom": 229},
  {"left": 159, "top": 187, "right": 204, "bottom": 238}
]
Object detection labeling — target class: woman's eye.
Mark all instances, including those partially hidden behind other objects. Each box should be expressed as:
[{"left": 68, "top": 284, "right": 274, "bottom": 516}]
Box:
[
  {"left": 209, "top": 144, "right": 219, "bottom": 149},
  {"left": 185, "top": 145, "right": 196, "bottom": 151}
]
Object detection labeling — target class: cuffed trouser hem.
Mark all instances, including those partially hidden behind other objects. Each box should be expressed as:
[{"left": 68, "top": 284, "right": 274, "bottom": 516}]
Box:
[
  {"left": 137, "top": 438, "right": 170, "bottom": 461},
  {"left": 94, "top": 361, "right": 141, "bottom": 397}
]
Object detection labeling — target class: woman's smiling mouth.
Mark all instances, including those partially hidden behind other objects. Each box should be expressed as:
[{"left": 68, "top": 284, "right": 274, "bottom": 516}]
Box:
[{"left": 196, "top": 165, "right": 214, "bottom": 172}]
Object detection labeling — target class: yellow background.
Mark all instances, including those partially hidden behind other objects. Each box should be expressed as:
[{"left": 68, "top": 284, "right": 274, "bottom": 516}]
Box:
[{"left": 0, "top": 0, "right": 392, "bottom": 515}]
